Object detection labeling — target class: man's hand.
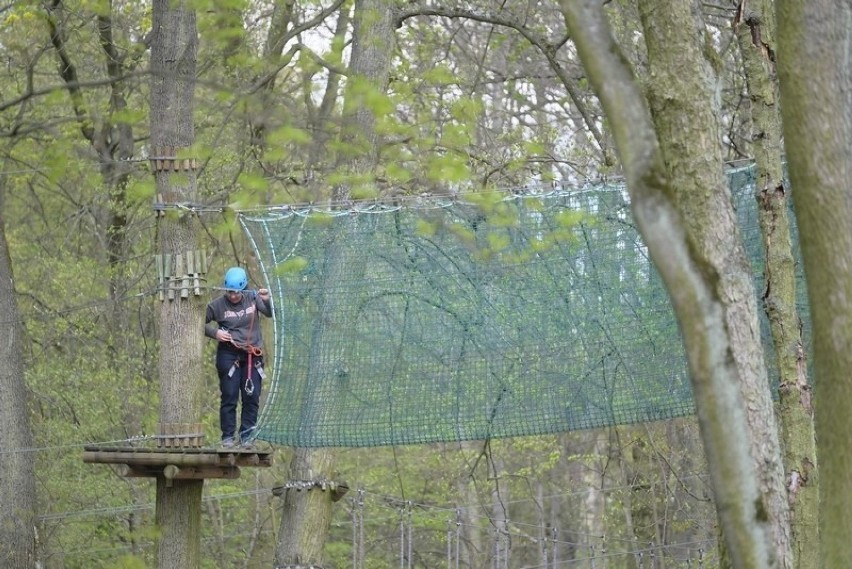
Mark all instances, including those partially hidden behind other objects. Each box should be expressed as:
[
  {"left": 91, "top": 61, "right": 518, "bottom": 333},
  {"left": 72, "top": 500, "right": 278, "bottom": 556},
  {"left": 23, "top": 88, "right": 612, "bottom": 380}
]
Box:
[
  {"left": 257, "top": 288, "right": 270, "bottom": 299},
  {"left": 216, "top": 329, "right": 233, "bottom": 343}
]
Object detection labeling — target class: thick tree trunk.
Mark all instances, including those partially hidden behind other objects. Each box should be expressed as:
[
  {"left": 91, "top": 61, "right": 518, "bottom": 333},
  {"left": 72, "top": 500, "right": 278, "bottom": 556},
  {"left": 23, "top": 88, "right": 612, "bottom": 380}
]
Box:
[
  {"left": 776, "top": 1, "right": 852, "bottom": 566},
  {"left": 0, "top": 162, "right": 36, "bottom": 567},
  {"left": 275, "top": 0, "right": 397, "bottom": 565},
  {"left": 735, "top": 2, "right": 819, "bottom": 567},
  {"left": 275, "top": 446, "right": 337, "bottom": 564},
  {"left": 150, "top": 2, "right": 204, "bottom": 568},
  {"left": 638, "top": 1, "right": 791, "bottom": 567},
  {"left": 559, "top": 0, "right": 774, "bottom": 566}
]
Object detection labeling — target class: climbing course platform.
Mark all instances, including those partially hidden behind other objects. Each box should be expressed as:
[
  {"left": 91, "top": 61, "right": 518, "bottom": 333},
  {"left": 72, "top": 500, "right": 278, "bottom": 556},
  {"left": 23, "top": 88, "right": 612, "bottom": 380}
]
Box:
[{"left": 83, "top": 423, "right": 272, "bottom": 483}]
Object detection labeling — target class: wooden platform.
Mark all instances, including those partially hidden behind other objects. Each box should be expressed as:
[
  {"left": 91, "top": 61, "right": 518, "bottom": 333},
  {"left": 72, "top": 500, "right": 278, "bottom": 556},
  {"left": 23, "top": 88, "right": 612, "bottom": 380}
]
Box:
[{"left": 83, "top": 445, "right": 273, "bottom": 482}]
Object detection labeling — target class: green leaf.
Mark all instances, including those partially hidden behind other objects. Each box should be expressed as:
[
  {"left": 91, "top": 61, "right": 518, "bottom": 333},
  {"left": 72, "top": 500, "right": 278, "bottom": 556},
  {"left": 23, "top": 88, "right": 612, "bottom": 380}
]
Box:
[
  {"left": 426, "top": 153, "right": 469, "bottom": 183},
  {"left": 416, "top": 219, "right": 437, "bottom": 237},
  {"left": 276, "top": 256, "right": 309, "bottom": 274},
  {"left": 422, "top": 64, "right": 456, "bottom": 86},
  {"left": 268, "top": 126, "right": 312, "bottom": 146},
  {"left": 237, "top": 172, "right": 269, "bottom": 192}
]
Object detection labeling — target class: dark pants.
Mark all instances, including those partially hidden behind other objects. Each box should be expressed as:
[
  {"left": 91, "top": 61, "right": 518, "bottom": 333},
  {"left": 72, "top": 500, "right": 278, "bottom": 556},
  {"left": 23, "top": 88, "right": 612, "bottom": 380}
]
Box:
[{"left": 216, "top": 347, "right": 263, "bottom": 442}]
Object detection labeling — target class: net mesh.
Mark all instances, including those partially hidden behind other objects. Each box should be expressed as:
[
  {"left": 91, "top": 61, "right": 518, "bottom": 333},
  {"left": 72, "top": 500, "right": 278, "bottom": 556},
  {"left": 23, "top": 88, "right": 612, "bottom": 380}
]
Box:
[{"left": 240, "top": 164, "right": 807, "bottom": 447}]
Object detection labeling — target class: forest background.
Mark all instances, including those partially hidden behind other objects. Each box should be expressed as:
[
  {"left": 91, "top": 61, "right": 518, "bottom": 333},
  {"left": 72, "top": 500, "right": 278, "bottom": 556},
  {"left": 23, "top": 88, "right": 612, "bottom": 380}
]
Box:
[{"left": 0, "top": 0, "right": 848, "bottom": 568}]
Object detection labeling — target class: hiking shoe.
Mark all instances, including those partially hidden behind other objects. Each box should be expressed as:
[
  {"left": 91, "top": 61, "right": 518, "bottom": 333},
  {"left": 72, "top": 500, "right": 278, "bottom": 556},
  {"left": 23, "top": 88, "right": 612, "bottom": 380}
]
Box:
[
  {"left": 221, "top": 438, "right": 236, "bottom": 448},
  {"left": 240, "top": 441, "right": 255, "bottom": 450}
]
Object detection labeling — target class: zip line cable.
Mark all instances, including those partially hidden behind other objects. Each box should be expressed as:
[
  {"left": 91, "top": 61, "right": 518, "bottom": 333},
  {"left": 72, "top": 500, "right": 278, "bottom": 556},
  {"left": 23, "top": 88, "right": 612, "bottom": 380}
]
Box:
[
  {"left": 43, "top": 485, "right": 719, "bottom": 567},
  {"left": 0, "top": 160, "right": 764, "bottom": 332},
  {"left": 37, "top": 476, "right": 712, "bottom": 534},
  {"left": 0, "top": 436, "right": 157, "bottom": 456},
  {"left": 0, "top": 285, "right": 165, "bottom": 328},
  {"left": 52, "top": 509, "right": 716, "bottom": 568},
  {"left": 1, "top": 157, "right": 760, "bottom": 211}
]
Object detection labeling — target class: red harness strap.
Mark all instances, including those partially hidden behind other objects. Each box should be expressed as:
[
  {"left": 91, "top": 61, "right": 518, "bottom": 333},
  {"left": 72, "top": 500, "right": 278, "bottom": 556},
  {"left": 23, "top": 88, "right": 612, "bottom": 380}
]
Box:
[{"left": 229, "top": 296, "right": 263, "bottom": 394}]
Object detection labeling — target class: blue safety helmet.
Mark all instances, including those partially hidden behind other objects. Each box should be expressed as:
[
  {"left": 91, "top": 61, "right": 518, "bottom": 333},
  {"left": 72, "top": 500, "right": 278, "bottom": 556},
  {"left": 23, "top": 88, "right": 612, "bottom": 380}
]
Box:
[{"left": 223, "top": 267, "right": 248, "bottom": 291}]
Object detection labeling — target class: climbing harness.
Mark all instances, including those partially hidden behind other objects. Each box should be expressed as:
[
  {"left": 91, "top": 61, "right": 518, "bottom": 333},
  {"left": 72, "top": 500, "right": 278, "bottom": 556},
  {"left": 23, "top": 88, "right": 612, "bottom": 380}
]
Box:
[
  {"left": 223, "top": 288, "right": 265, "bottom": 396},
  {"left": 228, "top": 341, "right": 263, "bottom": 395},
  {"left": 231, "top": 343, "right": 263, "bottom": 357}
]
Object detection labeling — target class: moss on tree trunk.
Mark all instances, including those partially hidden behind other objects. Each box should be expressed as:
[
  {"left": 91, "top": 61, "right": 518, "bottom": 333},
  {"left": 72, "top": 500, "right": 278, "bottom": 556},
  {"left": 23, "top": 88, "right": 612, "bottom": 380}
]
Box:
[
  {"left": 150, "top": 2, "right": 205, "bottom": 567},
  {"left": 736, "top": 1, "right": 819, "bottom": 566},
  {"left": 777, "top": 0, "right": 852, "bottom": 565}
]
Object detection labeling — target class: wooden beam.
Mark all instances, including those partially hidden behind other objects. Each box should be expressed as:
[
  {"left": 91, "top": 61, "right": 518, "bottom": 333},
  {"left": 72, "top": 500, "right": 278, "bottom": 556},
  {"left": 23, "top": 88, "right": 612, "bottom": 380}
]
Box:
[
  {"left": 85, "top": 450, "right": 222, "bottom": 467},
  {"left": 163, "top": 464, "right": 241, "bottom": 481},
  {"left": 84, "top": 447, "right": 272, "bottom": 469},
  {"left": 113, "top": 463, "right": 241, "bottom": 480}
]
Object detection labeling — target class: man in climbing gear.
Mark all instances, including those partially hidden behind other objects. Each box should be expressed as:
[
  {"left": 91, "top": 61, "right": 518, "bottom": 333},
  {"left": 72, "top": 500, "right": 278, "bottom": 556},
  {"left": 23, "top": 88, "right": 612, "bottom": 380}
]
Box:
[{"left": 205, "top": 266, "right": 273, "bottom": 448}]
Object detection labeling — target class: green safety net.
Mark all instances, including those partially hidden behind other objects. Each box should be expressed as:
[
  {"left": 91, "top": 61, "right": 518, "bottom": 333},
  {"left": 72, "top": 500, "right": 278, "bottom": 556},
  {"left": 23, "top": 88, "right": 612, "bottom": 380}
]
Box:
[{"left": 240, "top": 164, "right": 807, "bottom": 447}]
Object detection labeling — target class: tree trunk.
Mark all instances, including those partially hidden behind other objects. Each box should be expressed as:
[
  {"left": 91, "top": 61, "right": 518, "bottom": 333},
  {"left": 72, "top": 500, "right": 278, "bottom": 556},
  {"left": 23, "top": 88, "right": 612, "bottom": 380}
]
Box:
[
  {"left": 305, "top": 7, "right": 351, "bottom": 177},
  {"left": 776, "top": 1, "right": 852, "bottom": 566},
  {"left": 622, "top": 435, "right": 655, "bottom": 569},
  {"left": 456, "top": 445, "right": 485, "bottom": 569},
  {"left": 0, "top": 155, "right": 36, "bottom": 569},
  {"left": 491, "top": 458, "right": 510, "bottom": 569},
  {"left": 583, "top": 431, "right": 607, "bottom": 569},
  {"left": 150, "top": 2, "right": 204, "bottom": 568},
  {"left": 274, "top": 0, "right": 397, "bottom": 565},
  {"left": 559, "top": 0, "right": 774, "bottom": 566},
  {"left": 275, "top": 446, "right": 337, "bottom": 565},
  {"left": 638, "top": 1, "right": 791, "bottom": 567},
  {"left": 734, "top": 1, "right": 819, "bottom": 566}
]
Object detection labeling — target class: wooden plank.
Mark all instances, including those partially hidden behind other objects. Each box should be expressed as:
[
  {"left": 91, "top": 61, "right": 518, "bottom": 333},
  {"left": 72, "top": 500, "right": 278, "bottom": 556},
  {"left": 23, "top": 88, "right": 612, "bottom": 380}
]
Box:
[
  {"left": 156, "top": 254, "right": 165, "bottom": 300},
  {"left": 85, "top": 450, "right": 221, "bottom": 467},
  {"left": 84, "top": 444, "right": 273, "bottom": 457},
  {"left": 84, "top": 449, "right": 272, "bottom": 468},
  {"left": 164, "top": 253, "right": 173, "bottom": 300},
  {"left": 175, "top": 253, "right": 187, "bottom": 299},
  {"left": 164, "top": 464, "right": 241, "bottom": 480}
]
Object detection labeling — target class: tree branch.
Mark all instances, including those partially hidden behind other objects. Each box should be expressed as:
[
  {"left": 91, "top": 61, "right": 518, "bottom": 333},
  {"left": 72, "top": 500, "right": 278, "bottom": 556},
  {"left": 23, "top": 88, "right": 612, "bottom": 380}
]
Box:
[
  {"left": 394, "top": 3, "right": 615, "bottom": 165},
  {"left": 559, "top": 0, "right": 771, "bottom": 567},
  {"left": 44, "top": 0, "right": 94, "bottom": 142}
]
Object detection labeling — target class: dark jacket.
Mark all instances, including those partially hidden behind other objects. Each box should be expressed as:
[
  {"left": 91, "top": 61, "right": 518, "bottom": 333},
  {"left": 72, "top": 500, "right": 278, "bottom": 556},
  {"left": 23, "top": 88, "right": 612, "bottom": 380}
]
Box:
[{"left": 204, "top": 292, "right": 273, "bottom": 349}]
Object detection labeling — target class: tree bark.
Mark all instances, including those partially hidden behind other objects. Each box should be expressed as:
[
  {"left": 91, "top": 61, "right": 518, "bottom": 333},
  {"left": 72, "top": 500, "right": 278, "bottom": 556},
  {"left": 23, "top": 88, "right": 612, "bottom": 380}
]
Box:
[
  {"left": 491, "top": 458, "right": 510, "bottom": 568},
  {"left": 775, "top": 0, "right": 852, "bottom": 566},
  {"left": 638, "top": 1, "right": 791, "bottom": 567},
  {"left": 0, "top": 155, "right": 36, "bottom": 569},
  {"left": 559, "top": 0, "right": 774, "bottom": 566},
  {"left": 150, "top": 2, "right": 205, "bottom": 568},
  {"left": 275, "top": 0, "right": 397, "bottom": 565},
  {"left": 734, "top": 1, "right": 819, "bottom": 566}
]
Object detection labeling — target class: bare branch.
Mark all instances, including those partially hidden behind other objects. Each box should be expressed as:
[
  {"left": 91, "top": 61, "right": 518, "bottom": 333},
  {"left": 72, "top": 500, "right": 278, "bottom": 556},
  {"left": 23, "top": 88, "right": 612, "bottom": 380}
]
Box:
[
  {"left": 44, "top": 0, "right": 94, "bottom": 142},
  {"left": 394, "top": 3, "right": 615, "bottom": 165}
]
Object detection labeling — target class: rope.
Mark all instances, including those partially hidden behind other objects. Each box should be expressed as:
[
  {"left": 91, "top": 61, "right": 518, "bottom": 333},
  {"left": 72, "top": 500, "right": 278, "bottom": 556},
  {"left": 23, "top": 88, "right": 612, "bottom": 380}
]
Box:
[{"left": 241, "top": 293, "right": 260, "bottom": 431}]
